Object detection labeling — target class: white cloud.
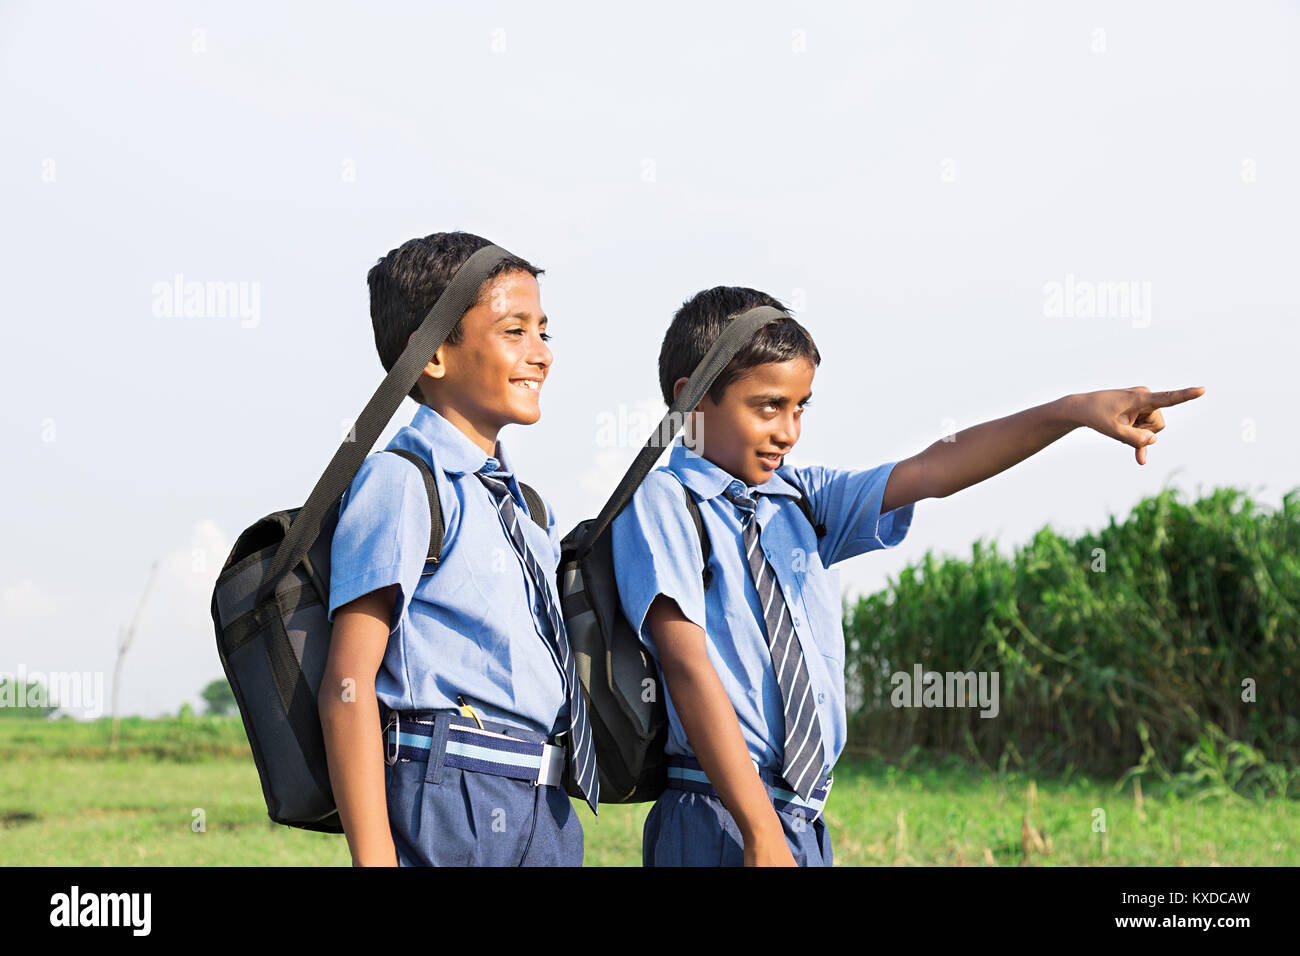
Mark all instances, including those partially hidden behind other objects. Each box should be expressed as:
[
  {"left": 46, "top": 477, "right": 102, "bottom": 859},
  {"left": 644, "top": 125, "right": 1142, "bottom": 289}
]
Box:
[{"left": 159, "top": 518, "right": 232, "bottom": 601}]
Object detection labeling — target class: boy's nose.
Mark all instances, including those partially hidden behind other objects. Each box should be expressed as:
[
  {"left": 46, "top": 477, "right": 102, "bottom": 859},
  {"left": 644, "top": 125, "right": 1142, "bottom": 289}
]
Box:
[
  {"left": 527, "top": 335, "right": 552, "bottom": 368},
  {"left": 772, "top": 412, "right": 798, "bottom": 446}
]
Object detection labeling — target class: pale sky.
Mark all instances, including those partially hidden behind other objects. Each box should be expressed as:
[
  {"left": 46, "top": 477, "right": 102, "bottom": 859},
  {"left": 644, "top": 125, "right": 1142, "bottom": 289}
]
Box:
[{"left": 2, "top": 1, "right": 1296, "bottom": 717}]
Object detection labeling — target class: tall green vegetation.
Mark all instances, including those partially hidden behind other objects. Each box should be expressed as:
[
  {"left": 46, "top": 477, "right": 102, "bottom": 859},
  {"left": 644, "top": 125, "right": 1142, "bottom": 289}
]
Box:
[{"left": 846, "top": 487, "right": 1299, "bottom": 796}]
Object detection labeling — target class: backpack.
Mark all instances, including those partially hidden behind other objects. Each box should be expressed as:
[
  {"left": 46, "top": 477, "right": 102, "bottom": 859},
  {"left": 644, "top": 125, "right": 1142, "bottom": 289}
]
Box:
[
  {"left": 557, "top": 305, "right": 825, "bottom": 804},
  {"left": 209, "top": 245, "right": 546, "bottom": 832}
]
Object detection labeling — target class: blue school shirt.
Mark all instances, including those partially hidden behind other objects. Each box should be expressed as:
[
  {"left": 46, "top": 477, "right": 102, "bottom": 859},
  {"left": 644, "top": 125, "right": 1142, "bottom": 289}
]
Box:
[
  {"left": 327, "top": 404, "right": 569, "bottom": 735},
  {"left": 611, "top": 440, "right": 915, "bottom": 775}
]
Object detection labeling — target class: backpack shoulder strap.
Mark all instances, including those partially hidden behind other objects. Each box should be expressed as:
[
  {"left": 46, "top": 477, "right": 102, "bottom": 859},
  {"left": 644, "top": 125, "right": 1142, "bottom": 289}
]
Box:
[
  {"left": 675, "top": 478, "right": 713, "bottom": 590},
  {"left": 382, "top": 453, "right": 547, "bottom": 570},
  {"left": 779, "top": 470, "right": 827, "bottom": 538},
  {"left": 517, "top": 482, "right": 548, "bottom": 532},
  {"left": 794, "top": 491, "right": 827, "bottom": 538},
  {"left": 383, "top": 449, "right": 445, "bottom": 571}
]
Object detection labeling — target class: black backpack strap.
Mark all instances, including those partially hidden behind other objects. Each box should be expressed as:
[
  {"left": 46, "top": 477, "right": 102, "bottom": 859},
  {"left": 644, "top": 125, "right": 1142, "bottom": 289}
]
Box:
[
  {"left": 255, "top": 244, "right": 520, "bottom": 605},
  {"left": 778, "top": 470, "right": 827, "bottom": 538},
  {"left": 384, "top": 449, "right": 445, "bottom": 572},
  {"left": 517, "top": 482, "right": 548, "bottom": 532},
  {"left": 381, "top": 452, "right": 546, "bottom": 573},
  {"left": 573, "top": 305, "right": 790, "bottom": 559},
  {"left": 794, "top": 492, "right": 827, "bottom": 538},
  {"left": 678, "top": 482, "right": 713, "bottom": 589},
  {"left": 675, "top": 476, "right": 815, "bottom": 589}
]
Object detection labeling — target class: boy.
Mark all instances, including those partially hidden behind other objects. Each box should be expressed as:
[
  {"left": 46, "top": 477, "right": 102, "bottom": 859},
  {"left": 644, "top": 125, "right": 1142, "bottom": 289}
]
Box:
[
  {"left": 612, "top": 285, "right": 1203, "bottom": 866},
  {"left": 319, "top": 231, "right": 596, "bottom": 867}
]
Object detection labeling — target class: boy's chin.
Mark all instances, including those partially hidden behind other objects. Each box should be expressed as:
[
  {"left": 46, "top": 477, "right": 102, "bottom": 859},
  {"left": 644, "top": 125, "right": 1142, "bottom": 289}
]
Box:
[
  {"left": 748, "top": 458, "right": 787, "bottom": 486},
  {"left": 502, "top": 402, "right": 542, "bottom": 426},
  {"left": 720, "top": 458, "right": 770, "bottom": 488}
]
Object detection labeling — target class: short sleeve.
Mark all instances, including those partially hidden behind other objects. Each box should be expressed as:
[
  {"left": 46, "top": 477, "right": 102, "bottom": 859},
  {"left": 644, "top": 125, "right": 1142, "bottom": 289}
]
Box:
[
  {"left": 610, "top": 470, "right": 708, "bottom": 662},
  {"left": 787, "top": 461, "right": 915, "bottom": 567},
  {"left": 327, "top": 451, "right": 432, "bottom": 630}
]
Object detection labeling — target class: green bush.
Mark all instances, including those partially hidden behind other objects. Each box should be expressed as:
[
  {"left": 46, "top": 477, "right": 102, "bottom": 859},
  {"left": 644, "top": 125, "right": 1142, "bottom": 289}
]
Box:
[
  {"left": 0, "top": 678, "right": 56, "bottom": 718},
  {"left": 845, "top": 486, "right": 1300, "bottom": 795}
]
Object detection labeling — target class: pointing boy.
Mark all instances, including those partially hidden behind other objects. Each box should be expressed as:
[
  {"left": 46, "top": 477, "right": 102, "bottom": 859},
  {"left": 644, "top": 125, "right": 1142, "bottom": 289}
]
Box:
[{"left": 612, "top": 285, "right": 1202, "bottom": 866}]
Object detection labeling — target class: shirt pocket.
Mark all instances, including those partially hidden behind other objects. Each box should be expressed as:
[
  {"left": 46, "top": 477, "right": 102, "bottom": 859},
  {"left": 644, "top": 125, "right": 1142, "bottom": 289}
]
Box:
[{"left": 794, "top": 559, "right": 845, "bottom": 667}]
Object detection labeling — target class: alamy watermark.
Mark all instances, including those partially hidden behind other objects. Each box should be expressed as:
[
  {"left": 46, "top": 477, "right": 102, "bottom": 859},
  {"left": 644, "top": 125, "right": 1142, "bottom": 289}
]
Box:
[
  {"left": 49, "top": 886, "right": 150, "bottom": 936},
  {"left": 151, "top": 274, "right": 261, "bottom": 328},
  {"left": 0, "top": 664, "right": 104, "bottom": 718},
  {"left": 1042, "top": 273, "right": 1151, "bottom": 328},
  {"left": 890, "top": 664, "right": 999, "bottom": 718},
  {"left": 595, "top": 405, "right": 704, "bottom": 453}
]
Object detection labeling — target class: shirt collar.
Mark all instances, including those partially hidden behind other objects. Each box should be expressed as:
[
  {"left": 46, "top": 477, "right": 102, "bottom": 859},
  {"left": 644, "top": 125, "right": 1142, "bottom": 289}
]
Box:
[
  {"left": 667, "top": 440, "right": 802, "bottom": 501},
  {"left": 408, "top": 404, "right": 515, "bottom": 478}
]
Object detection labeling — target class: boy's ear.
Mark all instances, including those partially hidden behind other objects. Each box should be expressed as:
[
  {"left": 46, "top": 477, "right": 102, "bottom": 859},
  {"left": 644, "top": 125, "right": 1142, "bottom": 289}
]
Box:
[
  {"left": 671, "top": 376, "right": 703, "bottom": 411},
  {"left": 408, "top": 331, "right": 448, "bottom": 380}
]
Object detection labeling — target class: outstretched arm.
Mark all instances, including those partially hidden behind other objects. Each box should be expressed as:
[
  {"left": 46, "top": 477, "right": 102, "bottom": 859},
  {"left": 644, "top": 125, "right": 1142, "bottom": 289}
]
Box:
[{"left": 880, "top": 386, "right": 1206, "bottom": 514}]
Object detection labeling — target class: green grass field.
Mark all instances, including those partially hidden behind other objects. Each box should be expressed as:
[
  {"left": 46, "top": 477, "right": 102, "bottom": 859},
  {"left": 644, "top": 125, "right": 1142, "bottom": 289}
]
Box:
[{"left": 2, "top": 716, "right": 1294, "bottom": 866}]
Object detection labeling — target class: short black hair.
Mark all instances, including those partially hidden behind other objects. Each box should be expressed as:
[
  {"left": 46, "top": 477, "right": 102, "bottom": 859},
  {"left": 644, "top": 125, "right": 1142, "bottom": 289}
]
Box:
[
  {"left": 658, "top": 286, "right": 821, "bottom": 407},
  {"left": 367, "top": 231, "right": 544, "bottom": 404}
]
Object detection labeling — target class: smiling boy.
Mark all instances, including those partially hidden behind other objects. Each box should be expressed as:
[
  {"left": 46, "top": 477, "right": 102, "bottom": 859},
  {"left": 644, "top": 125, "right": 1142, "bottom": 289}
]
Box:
[
  {"left": 612, "top": 286, "right": 1203, "bottom": 866},
  {"left": 319, "top": 232, "right": 596, "bottom": 867}
]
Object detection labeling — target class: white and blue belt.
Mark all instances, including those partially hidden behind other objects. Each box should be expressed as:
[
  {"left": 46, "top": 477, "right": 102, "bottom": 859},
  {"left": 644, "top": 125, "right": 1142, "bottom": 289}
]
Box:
[
  {"left": 383, "top": 709, "right": 567, "bottom": 788},
  {"left": 665, "top": 754, "right": 834, "bottom": 821}
]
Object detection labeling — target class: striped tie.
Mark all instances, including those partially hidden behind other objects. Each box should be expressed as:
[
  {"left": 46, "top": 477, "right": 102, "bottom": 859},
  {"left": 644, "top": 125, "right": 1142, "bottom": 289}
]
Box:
[
  {"left": 476, "top": 469, "right": 599, "bottom": 812},
  {"left": 724, "top": 486, "right": 826, "bottom": 801}
]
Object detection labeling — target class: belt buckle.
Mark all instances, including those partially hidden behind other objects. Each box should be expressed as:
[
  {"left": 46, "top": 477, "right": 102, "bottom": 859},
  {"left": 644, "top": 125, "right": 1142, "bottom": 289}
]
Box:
[
  {"left": 537, "top": 740, "right": 567, "bottom": 788},
  {"left": 534, "top": 730, "right": 568, "bottom": 788},
  {"left": 384, "top": 710, "right": 400, "bottom": 766}
]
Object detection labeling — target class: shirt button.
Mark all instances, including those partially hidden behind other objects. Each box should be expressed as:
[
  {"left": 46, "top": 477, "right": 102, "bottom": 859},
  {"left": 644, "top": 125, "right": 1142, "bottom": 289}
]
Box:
[
  {"left": 793, "top": 616, "right": 802, "bottom": 627},
  {"left": 817, "top": 692, "right": 825, "bottom": 704}
]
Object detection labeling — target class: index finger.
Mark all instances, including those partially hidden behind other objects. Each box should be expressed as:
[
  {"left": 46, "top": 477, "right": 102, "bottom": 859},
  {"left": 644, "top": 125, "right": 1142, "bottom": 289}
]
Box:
[{"left": 1149, "top": 386, "right": 1206, "bottom": 408}]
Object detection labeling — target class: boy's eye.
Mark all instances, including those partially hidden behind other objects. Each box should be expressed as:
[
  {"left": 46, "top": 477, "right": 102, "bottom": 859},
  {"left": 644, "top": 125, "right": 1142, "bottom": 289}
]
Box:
[
  {"left": 756, "top": 400, "right": 810, "bottom": 416},
  {"left": 505, "top": 328, "right": 552, "bottom": 341}
]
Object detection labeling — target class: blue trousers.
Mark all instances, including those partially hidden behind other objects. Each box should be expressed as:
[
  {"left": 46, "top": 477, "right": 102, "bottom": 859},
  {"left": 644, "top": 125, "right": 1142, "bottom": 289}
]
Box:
[
  {"left": 642, "top": 787, "right": 834, "bottom": 867},
  {"left": 383, "top": 713, "right": 583, "bottom": 867}
]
